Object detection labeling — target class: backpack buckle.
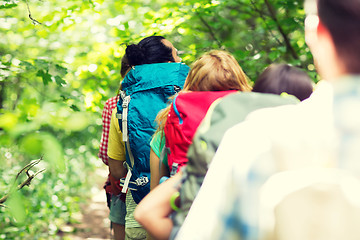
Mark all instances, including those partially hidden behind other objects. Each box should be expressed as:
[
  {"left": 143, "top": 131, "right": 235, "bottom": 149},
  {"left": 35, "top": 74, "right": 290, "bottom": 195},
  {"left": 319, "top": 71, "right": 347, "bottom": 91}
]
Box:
[
  {"left": 119, "top": 90, "right": 126, "bottom": 100},
  {"left": 170, "top": 163, "right": 179, "bottom": 177},
  {"left": 135, "top": 176, "right": 149, "bottom": 186},
  {"left": 122, "top": 95, "right": 131, "bottom": 108}
]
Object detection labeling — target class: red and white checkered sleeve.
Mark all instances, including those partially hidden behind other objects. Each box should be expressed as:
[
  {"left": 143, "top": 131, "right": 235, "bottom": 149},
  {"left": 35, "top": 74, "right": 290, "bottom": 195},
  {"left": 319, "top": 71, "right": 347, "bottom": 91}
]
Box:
[{"left": 99, "top": 96, "right": 119, "bottom": 165}]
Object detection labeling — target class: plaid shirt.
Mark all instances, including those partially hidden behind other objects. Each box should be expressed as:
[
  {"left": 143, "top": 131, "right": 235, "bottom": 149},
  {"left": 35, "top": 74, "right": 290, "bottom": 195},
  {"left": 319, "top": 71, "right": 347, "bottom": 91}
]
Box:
[
  {"left": 99, "top": 96, "right": 119, "bottom": 165},
  {"left": 99, "top": 95, "right": 124, "bottom": 197}
]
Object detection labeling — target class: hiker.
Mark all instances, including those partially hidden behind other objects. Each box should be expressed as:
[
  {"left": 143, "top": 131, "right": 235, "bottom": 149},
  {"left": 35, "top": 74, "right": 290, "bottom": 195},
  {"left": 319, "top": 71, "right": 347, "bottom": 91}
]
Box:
[
  {"left": 99, "top": 55, "right": 130, "bottom": 240},
  {"left": 149, "top": 50, "right": 252, "bottom": 190},
  {"left": 134, "top": 50, "right": 252, "bottom": 240},
  {"left": 176, "top": 0, "right": 360, "bottom": 239},
  {"left": 107, "top": 35, "right": 189, "bottom": 240},
  {"left": 252, "top": 63, "right": 314, "bottom": 101},
  {"left": 165, "top": 62, "right": 315, "bottom": 239}
]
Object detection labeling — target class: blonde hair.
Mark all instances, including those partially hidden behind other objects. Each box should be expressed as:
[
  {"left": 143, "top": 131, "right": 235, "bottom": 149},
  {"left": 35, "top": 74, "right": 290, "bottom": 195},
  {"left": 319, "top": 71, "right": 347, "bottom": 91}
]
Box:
[
  {"left": 184, "top": 50, "right": 252, "bottom": 92},
  {"left": 155, "top": 50, "right": 251, "bottom": 134}
]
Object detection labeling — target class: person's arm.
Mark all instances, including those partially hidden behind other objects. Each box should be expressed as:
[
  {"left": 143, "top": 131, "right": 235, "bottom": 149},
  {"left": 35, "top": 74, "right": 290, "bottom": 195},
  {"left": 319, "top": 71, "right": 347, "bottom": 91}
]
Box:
[
  {"left": 160, "top": 161, "right": 170, "bottom": 179},
  {"left": 108, "top": 157, "right": 127, "bottom": 180},
  {"left": 107, "top": 108, "right": 127, "bottom": 180},
  {"left": 134, "top": 171, "right": 182, "bottom": 240},
  {"left": 99, "top": 99, "right": 112, "bottom": 165},
  {"left": 150, "top": 149, "right": 161, "bottom": 190},
  {"left": 150, "top": 131, "right": 167, "bottom": 190}
]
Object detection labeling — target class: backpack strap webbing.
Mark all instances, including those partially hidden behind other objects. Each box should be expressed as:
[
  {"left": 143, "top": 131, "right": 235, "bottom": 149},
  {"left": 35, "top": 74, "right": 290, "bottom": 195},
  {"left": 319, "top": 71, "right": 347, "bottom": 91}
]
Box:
[
  {"left": 118, "top": 90, "right": 135, "bottom": 194},
  {"left": 121, "top": 95, "right": 131, "bottom": 142},
  {"left": 159, "top": 146, "right": 170, "bottom": 170},
  {"left": 121, "top": 155, "right": 132, "bottom": 194},
  {"left": 121, "top": 131, "right": 135, "bottom": 194}
]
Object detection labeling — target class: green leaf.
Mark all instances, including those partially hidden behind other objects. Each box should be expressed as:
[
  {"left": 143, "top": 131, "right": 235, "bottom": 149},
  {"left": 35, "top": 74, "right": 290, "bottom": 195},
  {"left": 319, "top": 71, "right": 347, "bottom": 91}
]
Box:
[
  {"left": 20, "top": 133, "right": 43, "bottom": 155},
  {"left": 144, "top": 12, "right": 153, "bottom": 19},
  {"left": 60, "top": 95, "right": 70, "bottom": 101},
  {"left": 0, "top": 112, "right": 18, "bottom": 130},
  {"left": 55, "top": 64, "right": 68, "bottom": 76},
  {"left": 34, "top": 59, "right": 49, "bottom": 70},
  {"left": 0, "top": 3, "right": 18, "bottom": 9},
  {"left": 7, "top": 191, "right": 26, "bottom": 224},
  {"left": 36, "top": 70, "right": 52, "bottom": 85},
  {"left": 63, "top": 112, "right": 90, "bottom": 131},
  {"left": 44, "top": 135, "right": 65, "bottom": 172},
  {"left": 20, "top": 61, "right": 36, "bottom": 71},
  {"left": 268, "top": 51, "right": 280, "bottom": 61},
  {"left": 54, "top": 75, "right": 66, "bottom": 86},
  {"left": 70, "top": 104, "right": 80, "bottom": 112}
]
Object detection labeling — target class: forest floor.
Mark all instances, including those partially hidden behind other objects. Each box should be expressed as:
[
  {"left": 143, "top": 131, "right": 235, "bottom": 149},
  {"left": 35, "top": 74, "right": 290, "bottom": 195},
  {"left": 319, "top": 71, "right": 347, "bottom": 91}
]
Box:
[{"left": 58, "top": 167, "right": 113, "bottom": 240}]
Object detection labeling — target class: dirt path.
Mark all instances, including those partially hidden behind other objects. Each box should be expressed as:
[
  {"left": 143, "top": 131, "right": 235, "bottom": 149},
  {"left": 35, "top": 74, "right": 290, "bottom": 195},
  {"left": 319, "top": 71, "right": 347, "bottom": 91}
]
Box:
[{"left": 59, "top": 167, "right": 113, "bottom": 240}]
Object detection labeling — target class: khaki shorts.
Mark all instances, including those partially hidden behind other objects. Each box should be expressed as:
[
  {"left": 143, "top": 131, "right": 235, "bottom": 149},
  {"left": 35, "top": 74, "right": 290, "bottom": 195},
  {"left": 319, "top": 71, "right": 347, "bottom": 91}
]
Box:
[{"left": 125, "top": 227, "right": 147, "bottom": 240}]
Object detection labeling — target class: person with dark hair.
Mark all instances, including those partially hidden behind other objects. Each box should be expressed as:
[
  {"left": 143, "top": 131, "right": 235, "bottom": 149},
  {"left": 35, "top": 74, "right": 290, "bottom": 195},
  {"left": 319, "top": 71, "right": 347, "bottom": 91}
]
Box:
[
  {"left": 306, "top": 0, "right": 360, "bottom": 76},
  {"left": 99, "top": 55, "right": 131, "bottom": 240},
  {"left": 125, "top": 36, "right": 180, "bottom": 66},
  {"left": 120, "top": 55, "right": 131, "bottom": 78},
  {"left": 175, "top": 0, "right": 360, "bottom": 239},
  {"left": 107, "top": 36, "right": 189, "bottom": 240},
  {"left": 252, "top": 64, "right": 313, "bottom": 101}
]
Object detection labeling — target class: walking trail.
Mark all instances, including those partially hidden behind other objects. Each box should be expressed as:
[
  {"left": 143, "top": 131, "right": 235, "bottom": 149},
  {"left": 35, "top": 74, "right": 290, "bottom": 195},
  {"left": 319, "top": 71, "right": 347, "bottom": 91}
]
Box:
[{"left": 58, "top": 166, "right": 113, "bottom": 240}]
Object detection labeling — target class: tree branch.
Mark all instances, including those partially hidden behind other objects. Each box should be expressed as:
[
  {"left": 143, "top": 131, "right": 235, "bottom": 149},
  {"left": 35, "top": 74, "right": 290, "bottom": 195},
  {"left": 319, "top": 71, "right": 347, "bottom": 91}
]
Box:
[
  {"left": 0, "top": 81, "right": 5, "bottom": 110},
  {"left": 11, "top": 76, "right": 22, "bottom": 111},
  {"left": 249, "top": 0, "right": 283, "bottom": 46},
  {"left": 0, "top": 157, "right": 46, "bottom": 205},
  {"left": 263, "top": 0, "right": 298, "bottom": 59},
  {"left": 196, "top": 12, "right": 223, "bottom": 49},
  {"left": 25, "top": 0, "right": 42, "bottom": 25}
]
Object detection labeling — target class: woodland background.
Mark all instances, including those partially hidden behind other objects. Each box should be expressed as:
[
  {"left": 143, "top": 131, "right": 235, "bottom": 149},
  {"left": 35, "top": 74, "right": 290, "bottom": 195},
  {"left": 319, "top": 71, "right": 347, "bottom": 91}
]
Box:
[{"left": 0, "top": 0, "right": 317, "bottom": 239}]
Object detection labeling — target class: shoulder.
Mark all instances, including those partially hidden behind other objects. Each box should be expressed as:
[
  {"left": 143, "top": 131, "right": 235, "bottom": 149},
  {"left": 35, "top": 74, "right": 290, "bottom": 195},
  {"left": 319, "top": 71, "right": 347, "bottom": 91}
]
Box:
[{"left": 105, "top": 96, "right": 119, "bottom": 109}]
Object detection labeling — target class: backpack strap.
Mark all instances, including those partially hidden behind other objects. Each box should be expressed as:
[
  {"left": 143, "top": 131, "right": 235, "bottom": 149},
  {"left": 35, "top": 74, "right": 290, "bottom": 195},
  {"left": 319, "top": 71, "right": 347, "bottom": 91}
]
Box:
[
  {"left": 172, "top": 95, "right": 183, "bottom": 124},
  {"left": 120, "top": 139, "right": 136, "bottom": 194},
  {"left": 159, "top": 145, "right": 171, "bottom": 176},
  {"left": 116, "top": 90, "right": 131, "bottom": 142},
  {"left": 117, "top": 90, "right": 135, "bottom": 194},
  {"left": 121, "top": 155, "right": 133, "bottom": 194},
  {"left": 159, "top": 146, "right": 166, "bottom": 170},
  {"left": 116, "top": 90, "right": 126, "bottom": 119},
  {"left": 121, "top": 95, "right": 131, "bottom": 142}
]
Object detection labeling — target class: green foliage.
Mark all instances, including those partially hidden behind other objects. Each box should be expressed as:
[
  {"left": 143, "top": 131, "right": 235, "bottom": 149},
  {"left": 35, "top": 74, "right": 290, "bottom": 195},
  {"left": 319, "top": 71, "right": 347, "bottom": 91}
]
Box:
[
  {"left": 0, "top": 0, "right": 318, "bottom": 238},
  {"left": 0, "top": 3, "right": 17, "bottom": 9}
]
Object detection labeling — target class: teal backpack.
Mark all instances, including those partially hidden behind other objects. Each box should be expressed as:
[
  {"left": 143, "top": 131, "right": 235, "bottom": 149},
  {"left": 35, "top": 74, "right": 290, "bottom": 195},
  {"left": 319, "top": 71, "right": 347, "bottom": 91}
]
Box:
[
  {"left": 170, "top": 92, "right": 299, "bottom": 239},
  {"left": 117, "top": 62, "right": 189, "bottom": 204}
]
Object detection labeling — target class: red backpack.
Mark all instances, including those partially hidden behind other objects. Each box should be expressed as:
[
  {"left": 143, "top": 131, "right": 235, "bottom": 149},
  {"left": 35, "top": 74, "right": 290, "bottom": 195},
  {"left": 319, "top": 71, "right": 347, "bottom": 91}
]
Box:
[{"left": 164, "top": 91, "right": 235, "bottom": 176}]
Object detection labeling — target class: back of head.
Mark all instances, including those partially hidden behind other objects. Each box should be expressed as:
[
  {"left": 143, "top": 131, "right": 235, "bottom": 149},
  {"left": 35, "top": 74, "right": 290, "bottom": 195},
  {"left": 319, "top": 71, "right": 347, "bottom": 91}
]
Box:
[
  {"left": 125, "top": 36, "right": 175, "bottom": 66},
  {"left": 184, "top": 50, "right": 252, "bottom": 92},
  {"left": 120, "top": 54, "right": 131, "bottom": 78},
  {"left": 308, "top": 0, "right": 360, "bottom": 73},
  {"left": 252, "top": 64, "right": 313, "bottom": 101}
]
